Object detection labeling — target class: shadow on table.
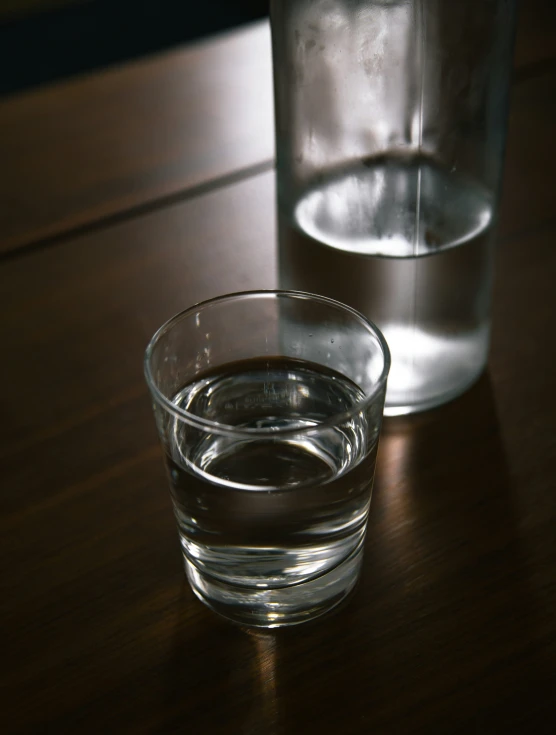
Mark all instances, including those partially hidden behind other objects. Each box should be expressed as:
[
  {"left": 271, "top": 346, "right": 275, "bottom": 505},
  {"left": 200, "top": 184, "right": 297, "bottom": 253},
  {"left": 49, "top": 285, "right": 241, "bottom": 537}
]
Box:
[{"left": 162, "top": 373, "right": 555, "bottom": 734}]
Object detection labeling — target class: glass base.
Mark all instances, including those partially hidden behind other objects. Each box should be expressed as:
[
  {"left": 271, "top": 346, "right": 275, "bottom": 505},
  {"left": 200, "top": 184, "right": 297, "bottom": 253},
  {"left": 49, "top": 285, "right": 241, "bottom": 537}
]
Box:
[{"left": 184, "top": 541, "right": 364, "bottom": 628}]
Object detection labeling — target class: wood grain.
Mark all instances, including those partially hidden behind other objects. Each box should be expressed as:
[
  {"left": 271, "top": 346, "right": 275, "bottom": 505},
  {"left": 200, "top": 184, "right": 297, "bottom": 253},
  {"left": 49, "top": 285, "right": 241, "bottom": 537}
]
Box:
[
  {"left": 1, "top": 55, "right": 556, "bottom": 728},
  {"left": 0, "top": 21, "right": 274, "bottom": 254},
  {"left": 1, "top": 7, "right": 556, "bottom": 734},
  {"left": 0, "top": 172, "right": 276, "bottom": 457}
]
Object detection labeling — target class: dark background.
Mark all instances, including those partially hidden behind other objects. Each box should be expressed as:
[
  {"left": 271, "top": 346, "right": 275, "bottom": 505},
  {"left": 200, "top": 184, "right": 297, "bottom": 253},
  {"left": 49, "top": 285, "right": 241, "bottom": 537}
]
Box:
[{"left": 0, "top": 0, "right": 269, "bottom": 97}]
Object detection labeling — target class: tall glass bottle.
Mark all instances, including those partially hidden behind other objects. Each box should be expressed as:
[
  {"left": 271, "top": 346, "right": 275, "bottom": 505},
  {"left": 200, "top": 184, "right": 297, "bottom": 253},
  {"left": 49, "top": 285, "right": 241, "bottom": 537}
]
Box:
[{"left": 271, "top": 0, "right": 517, "bottom": 415}]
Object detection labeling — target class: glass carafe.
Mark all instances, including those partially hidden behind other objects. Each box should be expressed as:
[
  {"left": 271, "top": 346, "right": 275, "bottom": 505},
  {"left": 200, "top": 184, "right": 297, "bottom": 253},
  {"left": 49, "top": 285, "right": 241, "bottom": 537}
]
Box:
[{"left": 271, "top": 0, "right": 517, "bottom": 415}]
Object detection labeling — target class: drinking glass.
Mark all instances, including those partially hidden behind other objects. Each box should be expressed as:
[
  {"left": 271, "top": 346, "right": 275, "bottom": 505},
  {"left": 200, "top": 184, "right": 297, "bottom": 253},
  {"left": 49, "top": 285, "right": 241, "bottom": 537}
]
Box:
[{"left": 145, "top": 290, "right": 390, "bottom": 626}]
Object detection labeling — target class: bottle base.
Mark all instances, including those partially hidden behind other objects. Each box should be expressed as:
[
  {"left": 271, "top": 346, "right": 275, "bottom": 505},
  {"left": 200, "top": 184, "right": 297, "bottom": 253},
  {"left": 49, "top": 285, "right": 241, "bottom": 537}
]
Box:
[
  {"left": 384, "top": 365, "right": 485, "bottom": 416},
  {"left": 184, "top": 541, "right": 364, "bottom": 628}
]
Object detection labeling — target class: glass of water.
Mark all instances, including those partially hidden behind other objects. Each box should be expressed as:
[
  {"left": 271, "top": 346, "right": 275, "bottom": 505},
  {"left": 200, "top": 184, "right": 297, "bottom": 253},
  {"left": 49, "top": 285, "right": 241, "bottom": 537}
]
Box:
[{"left": 144, "top": 291, "right": 390, "bottom": 627}]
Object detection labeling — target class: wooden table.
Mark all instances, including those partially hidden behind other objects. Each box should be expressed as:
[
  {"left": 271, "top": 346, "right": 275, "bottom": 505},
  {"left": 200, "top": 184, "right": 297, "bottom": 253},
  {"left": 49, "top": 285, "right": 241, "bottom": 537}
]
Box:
[{"left": 1, "top": 5, "right": 556, "bottom": 733}]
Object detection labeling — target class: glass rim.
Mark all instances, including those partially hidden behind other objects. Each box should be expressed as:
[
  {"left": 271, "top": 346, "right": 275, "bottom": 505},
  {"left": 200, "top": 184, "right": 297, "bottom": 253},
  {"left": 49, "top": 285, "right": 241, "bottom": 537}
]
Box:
[{"left": 144, "top": 289, "right": 390, "bottom": 437}]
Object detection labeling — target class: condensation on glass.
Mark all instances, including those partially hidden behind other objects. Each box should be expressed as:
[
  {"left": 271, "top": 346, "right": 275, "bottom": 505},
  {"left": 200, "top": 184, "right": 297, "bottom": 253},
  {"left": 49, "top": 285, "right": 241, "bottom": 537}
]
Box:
[{"left": 271, "top": 0, "right": 517, "bottom": 414}]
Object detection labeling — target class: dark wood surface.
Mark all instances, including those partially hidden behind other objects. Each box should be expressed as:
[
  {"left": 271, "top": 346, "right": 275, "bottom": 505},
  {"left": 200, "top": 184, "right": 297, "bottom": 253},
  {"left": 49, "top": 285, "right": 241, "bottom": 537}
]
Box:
[
  {"left": 1, "top": 4, "right": 556, "bottom": 734},
  {"left": 0, "top": 21, "right": 274, "bottom": 255}
]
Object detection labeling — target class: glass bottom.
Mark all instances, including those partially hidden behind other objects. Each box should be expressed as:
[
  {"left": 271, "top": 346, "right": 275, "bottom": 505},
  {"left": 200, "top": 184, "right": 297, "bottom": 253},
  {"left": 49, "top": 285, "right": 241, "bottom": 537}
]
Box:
[{"left": 184, "top": 541, "right": 364, "bottom": 628}]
